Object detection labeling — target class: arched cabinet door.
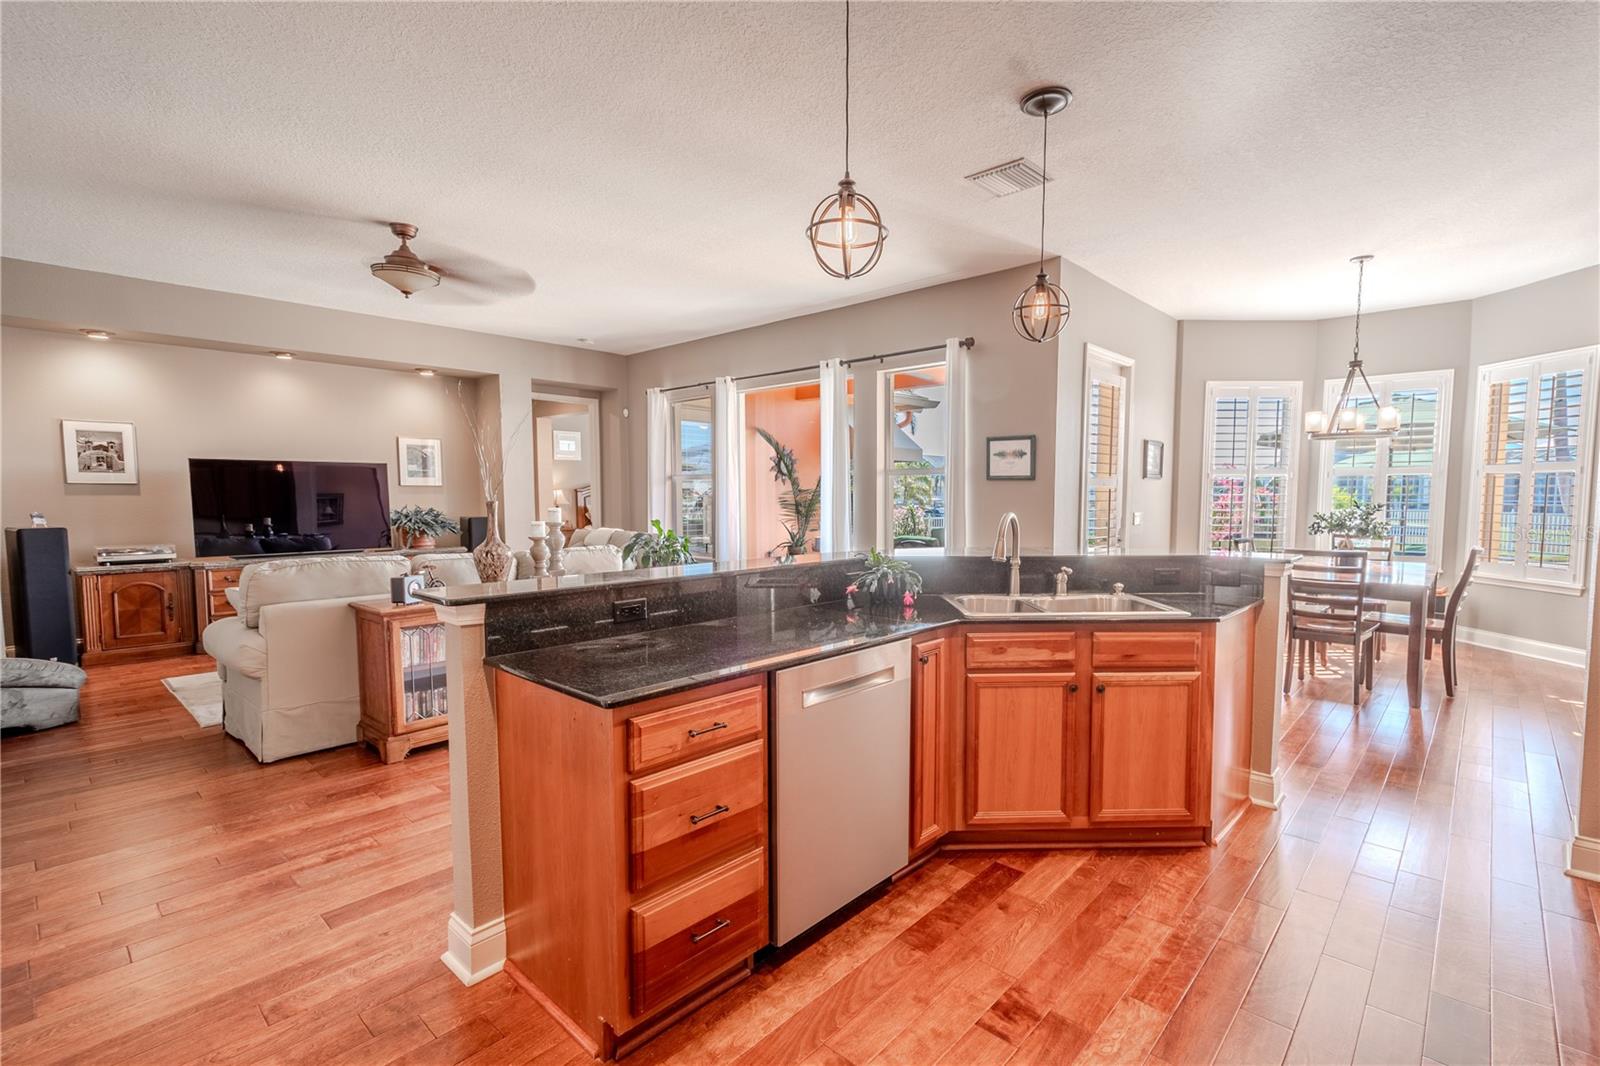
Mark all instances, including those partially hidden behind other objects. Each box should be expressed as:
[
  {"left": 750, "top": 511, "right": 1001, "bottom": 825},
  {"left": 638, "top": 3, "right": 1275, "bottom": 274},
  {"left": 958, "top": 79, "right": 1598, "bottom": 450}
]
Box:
[{"left": 79, "top": 568, "right": 193, "bottom": 664}]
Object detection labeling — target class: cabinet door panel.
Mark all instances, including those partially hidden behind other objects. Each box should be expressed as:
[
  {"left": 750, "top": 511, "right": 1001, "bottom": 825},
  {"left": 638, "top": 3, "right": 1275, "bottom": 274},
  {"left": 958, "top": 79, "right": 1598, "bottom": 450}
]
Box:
[
  {"left": 1089, "top": 671, "right": 1202, "bottom": 825},
  {"left": 102, "top": 573, "right": 181, "bottom": 648},
  {"left": 965, "top": 672, "right": 1075, "bottom": 827},
  {"left": 910, "top": 636, "right": 950, "bottom": 851}
]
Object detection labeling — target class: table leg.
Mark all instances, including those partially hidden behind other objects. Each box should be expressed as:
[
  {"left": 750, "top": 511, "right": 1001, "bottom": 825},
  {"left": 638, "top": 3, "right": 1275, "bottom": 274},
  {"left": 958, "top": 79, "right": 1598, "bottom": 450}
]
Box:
[{"left": 1407, "top": 593, "right": 1425, "bottom": 708}]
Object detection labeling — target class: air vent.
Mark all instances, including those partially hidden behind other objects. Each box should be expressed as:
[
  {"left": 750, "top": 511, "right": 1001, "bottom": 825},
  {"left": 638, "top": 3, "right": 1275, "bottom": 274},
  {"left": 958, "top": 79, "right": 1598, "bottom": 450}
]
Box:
[{"left": 964, "top": 157, "right": 1049, "bottom": 198}]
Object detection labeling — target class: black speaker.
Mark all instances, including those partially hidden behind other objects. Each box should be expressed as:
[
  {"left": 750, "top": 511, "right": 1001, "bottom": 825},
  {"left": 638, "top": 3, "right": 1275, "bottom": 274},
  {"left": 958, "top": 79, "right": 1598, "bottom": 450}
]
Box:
[
  {"left": 459, "top": 516, "right": 488, "bottom": 552},
  {"left": 5, "top": 527, "right": 79, "bottom": 664}
]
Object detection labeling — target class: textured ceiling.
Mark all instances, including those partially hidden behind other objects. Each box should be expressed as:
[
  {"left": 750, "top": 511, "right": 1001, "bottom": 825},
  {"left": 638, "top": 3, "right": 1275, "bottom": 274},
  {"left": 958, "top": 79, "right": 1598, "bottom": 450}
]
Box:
[{"left": 2, "top": 2, "right": 1595, "bottom": 354}]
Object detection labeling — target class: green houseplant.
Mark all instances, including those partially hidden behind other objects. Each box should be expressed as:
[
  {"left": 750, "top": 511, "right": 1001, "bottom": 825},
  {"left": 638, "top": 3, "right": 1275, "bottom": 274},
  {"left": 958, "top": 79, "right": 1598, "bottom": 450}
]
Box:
[
  {"left": 848, "top": 548, "right": 924, "bottom": 607},
  {"left": 1307, "top": 501, "right": 1391, "bottom": 547},
  {"left": 755, "top": 427, "right": 821, "bottom": 559},
  {"left": 622, "top": 520, "right": 699, "bottom": 569},
  {"left": 389, "top": 505, "right": 460, "bottom": 550}
]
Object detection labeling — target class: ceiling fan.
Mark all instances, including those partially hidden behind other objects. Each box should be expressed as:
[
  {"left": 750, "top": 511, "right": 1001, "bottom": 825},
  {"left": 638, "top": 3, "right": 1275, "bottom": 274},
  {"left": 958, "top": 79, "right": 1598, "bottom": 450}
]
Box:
[{"left": 368, "top": 222, "right": 536, "bottom": 303}]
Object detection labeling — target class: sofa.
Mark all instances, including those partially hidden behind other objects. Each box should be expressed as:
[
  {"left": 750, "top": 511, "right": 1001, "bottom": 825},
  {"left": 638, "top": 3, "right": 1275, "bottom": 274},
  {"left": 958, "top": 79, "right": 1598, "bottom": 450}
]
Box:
[
  {"left": 1, "top": 658, "right": 87, "bottom": 733},
  {"left": 513, "top": 526, "right": 640, "bottom": 577},
  {"left": 202, "top": 554, "right": 409, "bottom": 762}
]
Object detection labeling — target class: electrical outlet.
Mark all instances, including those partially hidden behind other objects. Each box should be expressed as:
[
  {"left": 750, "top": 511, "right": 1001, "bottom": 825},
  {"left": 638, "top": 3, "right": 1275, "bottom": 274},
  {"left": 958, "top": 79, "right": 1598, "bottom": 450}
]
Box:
[
  {"left": 613, "top": 598, "right": 648, "bottom": 623},
  {"left": 1152, "top": 568, "right": 1181, "bottom": 588}
]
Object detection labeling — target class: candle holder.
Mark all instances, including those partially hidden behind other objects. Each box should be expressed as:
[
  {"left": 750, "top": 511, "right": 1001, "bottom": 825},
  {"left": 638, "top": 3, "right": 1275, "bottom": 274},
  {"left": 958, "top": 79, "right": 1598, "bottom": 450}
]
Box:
[
  {"left": 546, "top": 506, "right": 566, "bottom": 574},
  {"left": 528, "top": 534, "right": 551, "bottom": 577}
]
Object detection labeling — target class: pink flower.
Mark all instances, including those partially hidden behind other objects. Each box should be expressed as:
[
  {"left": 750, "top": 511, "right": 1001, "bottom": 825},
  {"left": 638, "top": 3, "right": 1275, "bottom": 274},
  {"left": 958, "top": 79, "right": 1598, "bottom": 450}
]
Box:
[
  {"left": 902, "top": 591, "right": 915, "bottom": 606},
  {"left": 845, "top": 584, "right": 858, "bottom": 595}
]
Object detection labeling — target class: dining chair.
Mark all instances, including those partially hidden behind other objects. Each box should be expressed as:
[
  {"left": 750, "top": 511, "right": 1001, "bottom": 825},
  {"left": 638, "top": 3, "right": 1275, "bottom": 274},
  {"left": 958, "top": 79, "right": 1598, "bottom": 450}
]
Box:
[
  {"left": 1285, "top": 564, "right": 1379, "bottom": 706},
  {"left": 1377, "top": 547, "right": 1481, "bottom": 697},
  {"left": 1291, "top": 554, "right": 1366, "bottom": 676}
]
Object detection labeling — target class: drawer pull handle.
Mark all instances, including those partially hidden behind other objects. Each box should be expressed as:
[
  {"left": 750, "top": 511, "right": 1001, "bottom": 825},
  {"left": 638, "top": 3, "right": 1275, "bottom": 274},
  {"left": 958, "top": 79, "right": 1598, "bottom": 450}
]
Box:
[
  {"left": 687, "top": 721, "right": 728, "bottom": 739},
  {"left": 689, "top": 803, "right": 730, "bottom": 826},
  {"left": 690, "top": 917, "right": 731, "bottom": 943}
]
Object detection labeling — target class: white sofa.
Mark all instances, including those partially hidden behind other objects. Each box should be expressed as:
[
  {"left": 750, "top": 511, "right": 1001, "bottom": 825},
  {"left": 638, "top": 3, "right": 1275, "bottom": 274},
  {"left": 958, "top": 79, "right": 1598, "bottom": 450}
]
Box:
[
  {"left": 513, "top": 526, "right": 640, "bottom": 577},
  {"left": 202, "top": 554, "right": 409, "bottom": 762}
]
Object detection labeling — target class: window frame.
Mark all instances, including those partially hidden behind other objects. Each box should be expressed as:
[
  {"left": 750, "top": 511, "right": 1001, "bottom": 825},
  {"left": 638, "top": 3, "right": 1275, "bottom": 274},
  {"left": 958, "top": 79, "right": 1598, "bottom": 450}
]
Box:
[
  {"left": 1313, "top": 368, "right": 1454, "bottom": 568},
  {"left": 877, "top": 358, "right": 949, "bottom": 558},
  {"left": 1081, "top": 344, "right": 1134, "bottom": 554},
  {"left": 1199, "top": 381, "right": 1302, "bottom": 554},
  {"left": 1466, "top": 346, "right": 1598, "bottom": 594},
  {"left": 666, "top": 386, "right": 715, "bottom": 557}
]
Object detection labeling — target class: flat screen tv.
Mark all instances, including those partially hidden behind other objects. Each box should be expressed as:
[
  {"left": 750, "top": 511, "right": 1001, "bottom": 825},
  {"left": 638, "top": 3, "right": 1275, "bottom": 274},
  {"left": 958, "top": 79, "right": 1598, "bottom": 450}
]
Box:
[{"left": 188, "top": 458, "right": 392, "bottom": 557}]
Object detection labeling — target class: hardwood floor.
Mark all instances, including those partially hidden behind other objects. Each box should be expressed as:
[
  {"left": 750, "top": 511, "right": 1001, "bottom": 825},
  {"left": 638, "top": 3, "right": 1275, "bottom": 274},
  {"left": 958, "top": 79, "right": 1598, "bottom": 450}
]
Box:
[{"left": 3, "top": 643, "right": 1596, "bottom": 1065}]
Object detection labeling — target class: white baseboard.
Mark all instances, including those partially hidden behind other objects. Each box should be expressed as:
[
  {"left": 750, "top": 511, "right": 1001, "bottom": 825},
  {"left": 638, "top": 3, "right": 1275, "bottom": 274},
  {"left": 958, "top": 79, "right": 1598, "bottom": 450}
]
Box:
[
  {"left": 441, "top": 912, "right": 506, "bottom": 986},
  {"left": 1568, "top": 834, "right": 1600, "bottom": 884},
  {"left": 1457, "top": 627, "right": 1586, "bottom": 668},
  {"left": 1248, "top": 769, "right": 1284, "bottom": 810}
]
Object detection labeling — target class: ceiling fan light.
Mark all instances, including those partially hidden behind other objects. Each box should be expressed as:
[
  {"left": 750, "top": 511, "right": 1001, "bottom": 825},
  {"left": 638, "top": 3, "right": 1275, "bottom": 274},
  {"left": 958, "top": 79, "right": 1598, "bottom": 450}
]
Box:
[
  {"left": 807, "top": 177, "right": 887, "bottom": 279},
  {"left": 1011, "top": 272, "right": 1069, "bottom": 343},
  {"left": 370, "top": 258, "right": 440, "bottom": 298}
]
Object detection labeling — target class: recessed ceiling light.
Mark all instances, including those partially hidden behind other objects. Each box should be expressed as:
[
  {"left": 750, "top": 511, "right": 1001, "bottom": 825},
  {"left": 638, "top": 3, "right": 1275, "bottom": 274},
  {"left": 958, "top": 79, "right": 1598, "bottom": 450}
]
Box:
[
  {"left": 79, "top": 329, "right": 113, "bottom": 340},
  {"left": 271, "top": 351, "right": 294, "bottom": 360},
  {"left": 415, "top": 368, "right": 436, "bottom": 377}
]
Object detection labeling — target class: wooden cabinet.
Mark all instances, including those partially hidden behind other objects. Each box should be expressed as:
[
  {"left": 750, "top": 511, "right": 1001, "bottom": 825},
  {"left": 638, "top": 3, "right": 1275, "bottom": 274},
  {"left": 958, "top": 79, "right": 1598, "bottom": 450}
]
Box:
[
  {"left": 351, "top": 602, "right": 450, "bottom": 763},
  {"left": 910, "top": 634, "right": 951, "bottom": 853},
  {"left": 964, "top": 669, "right": 1078, "bottom": 827},
  {"left": 1087, "top": 670, "right": 1204, "bottom": 825},
  {"left": 77, "top": 568, "right": 194, "bottom": 666},
  {"left": 194, "top": 565, "right": 244, "bottom": 632}
]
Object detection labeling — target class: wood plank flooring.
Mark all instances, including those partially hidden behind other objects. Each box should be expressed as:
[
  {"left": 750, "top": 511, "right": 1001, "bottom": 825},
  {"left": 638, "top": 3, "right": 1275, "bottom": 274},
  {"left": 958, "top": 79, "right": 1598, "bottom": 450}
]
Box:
[{"left": 3, "top": 641, "right": 1596, "bottom": 1065}]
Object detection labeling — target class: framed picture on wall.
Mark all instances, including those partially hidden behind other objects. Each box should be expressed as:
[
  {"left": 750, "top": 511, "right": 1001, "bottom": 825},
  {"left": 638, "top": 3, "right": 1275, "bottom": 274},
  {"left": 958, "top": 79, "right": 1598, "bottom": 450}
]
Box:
[
  {"left": 553, "top": 429, "right": 583, "bottom": 462},
  {"left": 62, "top": 419, "right": 139, "bottom": 484},
  {"left": 398, "top": 437, "right": 443, "bottom": 486},
  {"left": 1143, "top": 439, "right": 1165, "bottom": 479},
  {"left": 986, "top": 435, "right": 1036, "bottom": 480}
]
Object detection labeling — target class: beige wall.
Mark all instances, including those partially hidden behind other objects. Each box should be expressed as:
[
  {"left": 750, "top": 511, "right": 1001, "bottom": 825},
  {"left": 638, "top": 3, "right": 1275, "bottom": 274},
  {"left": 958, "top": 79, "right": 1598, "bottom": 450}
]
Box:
[
  {"left": 1, "top": 326, "right": 487, "bottom": 561},
  {"left": 624, "top": 259, "right": 1178, "bottom": 555}
]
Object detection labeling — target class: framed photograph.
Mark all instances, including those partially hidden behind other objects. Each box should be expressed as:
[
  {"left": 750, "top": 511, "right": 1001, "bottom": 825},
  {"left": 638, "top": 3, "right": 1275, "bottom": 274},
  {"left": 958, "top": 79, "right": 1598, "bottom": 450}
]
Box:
[
  {"left": 1143, "top": 439, "right": 1165, "bottom": 480},
  {"left": 62, "top": 419, "right": 138, "bottom": 484},
  {"left": 986, "top": 435, "right": 1036, "bottom": 480},
  {"left": 315, "top": 493, "right": 345, "bottom": 527},
  {"left": 398, "top": 437, "right": 443, "bottom": 487},
  {"left": 552, "top": 428, "right": 583, "bottom": 462}
]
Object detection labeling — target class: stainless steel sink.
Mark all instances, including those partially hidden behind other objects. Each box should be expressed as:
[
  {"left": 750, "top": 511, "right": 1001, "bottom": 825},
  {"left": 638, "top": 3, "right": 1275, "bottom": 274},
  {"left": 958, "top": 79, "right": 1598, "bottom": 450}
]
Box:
[{"left": 945, "top": 592, "right": 1190, "bottom": 620}]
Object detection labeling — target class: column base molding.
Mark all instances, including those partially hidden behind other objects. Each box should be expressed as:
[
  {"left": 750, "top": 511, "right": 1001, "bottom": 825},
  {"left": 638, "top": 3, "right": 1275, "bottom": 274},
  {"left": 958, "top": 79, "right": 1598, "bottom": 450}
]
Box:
[
  {"left": 1566, "top": 834, "right": 1600, "bottom": 883},
  {"left": 1248, "top": 770, "right": 1284, "bottom": 810},
  {"left": 442, "top": 912, "right": 506, "bottom": 986}
]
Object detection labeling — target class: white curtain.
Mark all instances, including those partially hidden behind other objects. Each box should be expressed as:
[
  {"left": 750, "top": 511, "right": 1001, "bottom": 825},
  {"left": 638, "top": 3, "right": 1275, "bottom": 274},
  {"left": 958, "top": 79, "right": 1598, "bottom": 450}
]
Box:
[
  {"left": 712, "top": 376, "right": 743, "bottom": 562},
  {"left": 943, "top": 337, "right": 969, "bottom": 555},
  {"left": 817, "top": 358, "right": 850, "bottom": 553},
  {"left": 644, "top": 387, "right": 670, "bottom": 529}
]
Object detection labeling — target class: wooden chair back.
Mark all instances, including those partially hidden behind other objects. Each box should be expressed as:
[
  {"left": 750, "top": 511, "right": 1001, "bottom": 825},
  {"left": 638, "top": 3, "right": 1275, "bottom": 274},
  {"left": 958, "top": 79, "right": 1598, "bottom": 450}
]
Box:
[
  {"left": 1441, "top": 548, "right": 1482, "bottom": 628},
  {"left": 1287, "top": 569, "right": 1369, "bottom": 639},
  {"left": 1347, "top": 537, "right": 1394, "bottom": 561}
]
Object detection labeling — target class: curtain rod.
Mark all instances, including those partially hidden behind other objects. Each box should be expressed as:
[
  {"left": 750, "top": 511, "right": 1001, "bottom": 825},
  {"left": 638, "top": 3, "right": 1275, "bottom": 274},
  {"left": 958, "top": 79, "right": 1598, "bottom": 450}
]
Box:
[{"left": 659, "top": 337, "right": 974, "bottom": 394}]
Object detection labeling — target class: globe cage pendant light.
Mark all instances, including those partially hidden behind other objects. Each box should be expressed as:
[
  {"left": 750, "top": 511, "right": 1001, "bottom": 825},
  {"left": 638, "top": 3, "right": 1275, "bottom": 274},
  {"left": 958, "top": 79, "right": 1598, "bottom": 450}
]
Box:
[
  {"left": 1303, "top": 255, "right": 1401, "bottom": 440},
  {"left": 806, "top": 0, "right": 887, "bottom": 279},
  {"left": 1011, "top": 87, "right": 1072, "bottom": 343}
]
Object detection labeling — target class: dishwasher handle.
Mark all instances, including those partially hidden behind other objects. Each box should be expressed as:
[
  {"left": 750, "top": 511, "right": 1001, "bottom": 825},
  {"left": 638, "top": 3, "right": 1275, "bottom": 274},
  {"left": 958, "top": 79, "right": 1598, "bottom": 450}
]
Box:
[{"left": 800, "top": 665, "right": 898, "bottom": 709}]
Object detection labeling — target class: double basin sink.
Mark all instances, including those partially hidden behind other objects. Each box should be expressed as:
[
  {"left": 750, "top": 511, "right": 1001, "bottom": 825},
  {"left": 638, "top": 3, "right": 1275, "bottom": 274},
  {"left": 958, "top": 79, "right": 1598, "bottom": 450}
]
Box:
[{"left": 945, "top": 591, "right": 1190, "bottom": 620}]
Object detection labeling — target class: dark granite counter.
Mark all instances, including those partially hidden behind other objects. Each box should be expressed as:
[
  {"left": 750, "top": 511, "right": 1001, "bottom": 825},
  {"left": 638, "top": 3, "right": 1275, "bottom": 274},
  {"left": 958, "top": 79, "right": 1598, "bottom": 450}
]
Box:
[{"left": 488, "top": 589, "right": 1260, "bottom": 708}]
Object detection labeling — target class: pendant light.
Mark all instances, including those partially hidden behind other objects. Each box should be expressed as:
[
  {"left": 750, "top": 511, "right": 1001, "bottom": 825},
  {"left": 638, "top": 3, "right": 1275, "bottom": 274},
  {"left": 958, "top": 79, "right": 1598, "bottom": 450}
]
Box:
[
  {"left": 1304, "top": 255, "right": 1400, "bottom": 440},
  {"left": 1011, "top": 87, "right": 1072, "bottom": 343},
  {"left": 805, "top": 0, "right": 886, "bottom": 279}
]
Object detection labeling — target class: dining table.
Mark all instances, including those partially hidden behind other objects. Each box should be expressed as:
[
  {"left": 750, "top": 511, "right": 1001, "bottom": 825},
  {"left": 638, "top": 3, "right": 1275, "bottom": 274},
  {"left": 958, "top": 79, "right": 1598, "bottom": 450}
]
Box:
[{"left": 1285, "top": 549, "right": 1442, "bottom": 708}]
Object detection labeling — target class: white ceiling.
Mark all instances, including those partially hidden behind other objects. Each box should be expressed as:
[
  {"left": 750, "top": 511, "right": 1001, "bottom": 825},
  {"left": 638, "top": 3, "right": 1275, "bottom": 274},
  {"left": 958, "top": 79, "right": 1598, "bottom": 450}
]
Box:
[{"left": 3, "top": 2, "right": 1595, "bottom": 354}]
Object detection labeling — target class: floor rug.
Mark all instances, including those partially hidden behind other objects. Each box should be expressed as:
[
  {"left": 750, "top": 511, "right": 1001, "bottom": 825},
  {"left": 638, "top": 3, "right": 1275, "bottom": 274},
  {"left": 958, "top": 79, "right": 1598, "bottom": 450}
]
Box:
[{"left": 162, "top": 672, "right": 223, "bottom": 728}]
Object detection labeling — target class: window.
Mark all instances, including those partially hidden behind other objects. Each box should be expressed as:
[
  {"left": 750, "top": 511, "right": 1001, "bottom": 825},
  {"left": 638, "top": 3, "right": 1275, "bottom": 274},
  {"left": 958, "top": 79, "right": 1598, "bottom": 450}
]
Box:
[
  {"left": 741, "top": 379, "right": 821, "bottom": 559},
  {"left": 1201, "top": 383, "right": 1300, "bottom": 553},
  {"left": 882, "top": 363, "right": 948, "bottom": 554},
  {"left": 1315, "top": 371, "right": 1452, "bottom": 564},
  {"left": 1083, "top": 347, "right": 1132, "bottom": 553},
  {"left": 1469, "top": 347, "right": 1596, "bottom": 590},
  {"left": 668, "top": 391, "right": 714, "bottom": 555}
]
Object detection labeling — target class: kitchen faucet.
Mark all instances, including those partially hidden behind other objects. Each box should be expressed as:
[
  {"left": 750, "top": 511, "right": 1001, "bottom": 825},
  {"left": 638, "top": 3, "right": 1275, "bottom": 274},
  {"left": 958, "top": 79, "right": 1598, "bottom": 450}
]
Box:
[{"left": 991, "top": 512, "right": 1023, "bottom": 595}]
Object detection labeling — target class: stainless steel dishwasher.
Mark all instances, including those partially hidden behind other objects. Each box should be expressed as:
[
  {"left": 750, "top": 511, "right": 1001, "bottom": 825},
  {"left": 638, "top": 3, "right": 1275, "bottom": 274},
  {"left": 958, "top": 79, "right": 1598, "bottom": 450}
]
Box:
[{"left": 772, "top": 639, "right": 911, "bottom": 946}]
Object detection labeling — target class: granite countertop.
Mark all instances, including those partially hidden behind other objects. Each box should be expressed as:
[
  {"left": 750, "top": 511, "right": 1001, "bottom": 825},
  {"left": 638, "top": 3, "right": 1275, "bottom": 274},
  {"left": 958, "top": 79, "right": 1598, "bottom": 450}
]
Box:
[{"left": 488, "top": 591, "right": 1257, "bottom": 708}]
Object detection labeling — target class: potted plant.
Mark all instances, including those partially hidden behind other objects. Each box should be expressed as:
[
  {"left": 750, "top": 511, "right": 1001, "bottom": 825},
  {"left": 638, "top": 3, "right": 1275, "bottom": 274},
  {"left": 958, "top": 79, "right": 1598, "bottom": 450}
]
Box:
[
  {"left": 389, "top": 505, "right": 459, "bottom": 550},
  {"left": 1307, "top": 501, "right": 1391, "bottom": 548},
  {"left": 755, "top": 427, "right": 821, "bottom": 559},
  {"left": 848, "top": 548, "right": 924, "bottom": 608},
  {"left": 622, "top": 520, "right": 699, "bottom": 569}
]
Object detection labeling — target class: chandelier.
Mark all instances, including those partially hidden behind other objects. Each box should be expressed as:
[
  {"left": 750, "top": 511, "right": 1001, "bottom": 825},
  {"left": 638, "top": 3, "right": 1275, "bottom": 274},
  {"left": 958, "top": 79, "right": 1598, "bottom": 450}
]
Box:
[
  {"left": 1011, "top": 87, "right": 1072, "bottom": 343},
  {"left": 1304, "top": 255, "right": 1399, "bottom": 440}
]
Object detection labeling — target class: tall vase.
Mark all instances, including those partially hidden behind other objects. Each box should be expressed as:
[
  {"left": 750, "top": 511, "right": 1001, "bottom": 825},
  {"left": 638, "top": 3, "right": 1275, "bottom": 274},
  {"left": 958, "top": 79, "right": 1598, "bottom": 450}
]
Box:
[{"left": 472, "top": 500, "right": 514, "bottom": 583}]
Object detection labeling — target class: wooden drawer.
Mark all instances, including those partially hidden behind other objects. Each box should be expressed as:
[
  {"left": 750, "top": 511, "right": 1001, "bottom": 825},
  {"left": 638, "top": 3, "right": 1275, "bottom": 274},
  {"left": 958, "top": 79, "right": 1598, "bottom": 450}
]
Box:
[
  {"left": 207, "top": 568, "right": 243, "bottom": 590},
  {"left": 629, "top": 848, "right": 766, "bottom": 1015},
  {"left": 966, "top": 632, "right": 1076, "bottom": 670},
  {"left": 210, "top": 591, "right": 237, "bottom": 620},
  {"left": 627, "top": 686, "right": 764, "bottom": 775},
  {"left": 629, "top": 741, "right": 766, "bottom": 891},
  {"left": 1092, "top": 630, "right": 1202, "bottom": 670}
]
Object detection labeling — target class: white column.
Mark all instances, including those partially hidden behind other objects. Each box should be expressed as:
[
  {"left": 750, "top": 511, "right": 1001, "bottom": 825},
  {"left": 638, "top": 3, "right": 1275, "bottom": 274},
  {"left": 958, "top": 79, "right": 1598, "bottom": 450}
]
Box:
[
  {"left": 435, "top": 603, "right": 507, "bottom": 984},
  {"left": 1568, "top": 568, "right": 1600, "bottom": 881},
  {"left": 1249, "top": 561, "right": 1291, "bottom": 808}
]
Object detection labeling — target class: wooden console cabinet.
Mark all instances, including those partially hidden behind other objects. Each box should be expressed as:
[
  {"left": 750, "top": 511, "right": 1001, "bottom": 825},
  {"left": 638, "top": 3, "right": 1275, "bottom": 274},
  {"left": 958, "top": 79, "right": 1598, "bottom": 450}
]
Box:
[
  {"left": 77, "top": 568, "right": 195, "bottom": 666},
  {"left": 194, "top": 565, "right": 244, "bottom": 630},
  {"left": 351, "top": 601, "right": 450, "bottom": 763}
]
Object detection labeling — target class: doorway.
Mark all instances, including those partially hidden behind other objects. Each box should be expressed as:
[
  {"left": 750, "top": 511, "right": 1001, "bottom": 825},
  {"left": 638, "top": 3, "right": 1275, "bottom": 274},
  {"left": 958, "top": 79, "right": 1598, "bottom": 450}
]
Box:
[{"left": 532, "top": 392, "right": 602, "bottom": 534}]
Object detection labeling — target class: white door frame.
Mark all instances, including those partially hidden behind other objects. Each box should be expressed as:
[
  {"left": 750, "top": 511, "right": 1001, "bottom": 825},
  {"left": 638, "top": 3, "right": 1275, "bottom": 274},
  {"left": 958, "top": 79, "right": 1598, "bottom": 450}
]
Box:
[
  {"left": 1081, "top": 344, "right": 1135, "bottom": 553},
  {"left": 531, "top": 390, "right": 603, "bottom": 528}
]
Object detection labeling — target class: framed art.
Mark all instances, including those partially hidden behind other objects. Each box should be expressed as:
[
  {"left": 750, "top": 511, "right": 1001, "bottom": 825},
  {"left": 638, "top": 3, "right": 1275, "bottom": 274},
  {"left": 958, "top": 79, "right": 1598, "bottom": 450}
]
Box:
[
  {"left": 62, "top": 419, "right": 138, "bottom": 484},
  {"left": 553, "top": 428, "right": 583, "bottom": 462},
  {"left": 986, "top": 435, "right": 1036, "bottom": 480},
  {"left": 398, "top": 437, "right": 443, "bottom": 487},
  {"left": 1143, "top": 439, "right": 1165, "bottom": 479}
]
